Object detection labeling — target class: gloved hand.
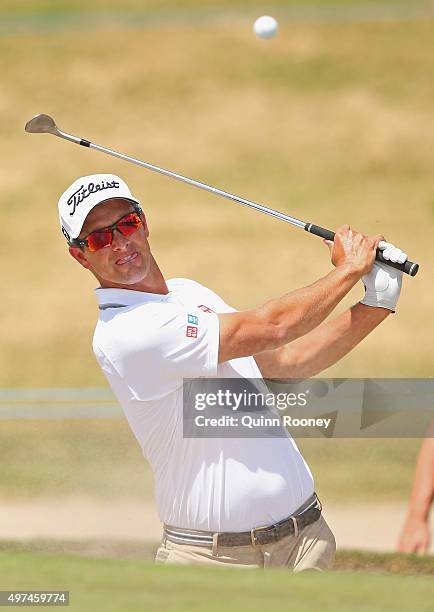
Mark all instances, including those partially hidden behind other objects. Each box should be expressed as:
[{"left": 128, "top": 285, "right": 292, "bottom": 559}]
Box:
[{"left": 360, "top": 242, "right": 407, "bottom": 312}]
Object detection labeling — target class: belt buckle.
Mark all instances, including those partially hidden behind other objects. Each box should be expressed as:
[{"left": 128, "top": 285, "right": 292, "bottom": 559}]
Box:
[
  {"left": 251, "top": 523, "right": 280, "bottom": 547},
  {"left": 250, "top": 524, "right": 269, "bottom": 547}
]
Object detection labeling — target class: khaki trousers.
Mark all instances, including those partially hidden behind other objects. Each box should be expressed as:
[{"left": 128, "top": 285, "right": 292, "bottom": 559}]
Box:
[{"left": 155, "top": 515, "right": 336, "bottom": 571}]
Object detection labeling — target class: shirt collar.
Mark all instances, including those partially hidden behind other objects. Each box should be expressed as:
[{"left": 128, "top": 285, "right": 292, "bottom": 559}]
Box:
[{"left": 95, "top": 287, "right": 170, "bottom": 310}]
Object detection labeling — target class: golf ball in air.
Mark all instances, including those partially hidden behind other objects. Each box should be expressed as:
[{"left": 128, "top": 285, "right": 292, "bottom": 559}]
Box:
[{"left": 253, "top": 15, "right": 278, "bottom": 39}]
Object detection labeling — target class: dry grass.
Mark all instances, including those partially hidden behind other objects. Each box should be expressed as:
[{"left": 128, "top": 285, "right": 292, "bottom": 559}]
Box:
[
  {"left": 0, "top": 420, "right": 421, "bottom": 502},
  {"left": 0, "top": 12, "right": 433, "bottom": 385}
]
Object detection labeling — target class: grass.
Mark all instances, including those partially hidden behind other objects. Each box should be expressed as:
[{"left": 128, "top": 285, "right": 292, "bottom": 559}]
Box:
[
  {"left": 0, "top": 420, "right": 150, "bottom": 499},
  {"left": 1, "top": 1, "right": 424, "bottom": 16},
  {"left": 334, "top": 549, "right": 434, "bottom": 576},
  {"left": 0, "top": 2, "right": 433, "bottom": 518},
  {"left": 0, "top": 13, "right": 433, "bottom": 385},
  {"left": 0, "top": 420, "right": 421, "bottom": 501},
  {"left": 2, "top": 538, "right": 434, "bottom": 575},
  {"left": 1, "top": 549, "right": 434, "bottom": 612}
]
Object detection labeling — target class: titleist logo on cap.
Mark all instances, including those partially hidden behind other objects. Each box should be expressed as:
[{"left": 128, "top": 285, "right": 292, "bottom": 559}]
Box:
[{"left": 67, "top": 179, "right": 120, "bottom": 216}]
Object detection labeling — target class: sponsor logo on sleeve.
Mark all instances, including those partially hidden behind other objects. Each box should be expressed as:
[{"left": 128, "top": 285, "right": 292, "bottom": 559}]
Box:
[
  {"left": 197, "top": 304, "right": 214, "bottom": 313},
  {"left": 186, "top": 326, "right": 198, "bottom": 338}
]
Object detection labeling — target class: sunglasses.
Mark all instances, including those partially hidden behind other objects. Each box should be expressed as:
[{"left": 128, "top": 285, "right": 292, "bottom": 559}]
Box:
[{"left": 71, "top": 209, "right": 143, "bottom": 252}]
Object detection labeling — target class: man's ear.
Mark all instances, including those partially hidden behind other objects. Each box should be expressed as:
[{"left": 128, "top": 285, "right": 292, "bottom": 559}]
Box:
[{"left": 69, "top": 246, "right": 91, "bottom": 269}]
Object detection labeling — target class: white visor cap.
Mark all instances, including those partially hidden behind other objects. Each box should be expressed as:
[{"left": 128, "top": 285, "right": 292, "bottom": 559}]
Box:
[{"left": 58, "top": 174, "right": 141, "bottom": 242}]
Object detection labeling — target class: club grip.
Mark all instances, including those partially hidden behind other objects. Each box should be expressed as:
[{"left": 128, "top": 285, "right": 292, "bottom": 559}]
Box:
[{"left": 305, "top": 224, "right": 419, "bottom": 277}]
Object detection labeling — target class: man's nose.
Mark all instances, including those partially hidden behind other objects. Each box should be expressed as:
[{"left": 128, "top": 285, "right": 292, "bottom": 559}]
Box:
[{"left": 111, "top": 228, "right": 130, "bottom": 250}]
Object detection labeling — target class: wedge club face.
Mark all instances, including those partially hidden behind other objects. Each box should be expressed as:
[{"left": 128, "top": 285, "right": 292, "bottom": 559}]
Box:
[{"left": 25, "top": 114, "right": 59, "bottom": 135}]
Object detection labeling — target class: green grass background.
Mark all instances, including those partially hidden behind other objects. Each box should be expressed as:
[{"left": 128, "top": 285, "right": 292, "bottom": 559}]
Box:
[
  {"left": 1, "top": 550, "right": 434, "bottom": 611},
  {"left": 0, "top": 0, "right": 433, "bottom": 509}
]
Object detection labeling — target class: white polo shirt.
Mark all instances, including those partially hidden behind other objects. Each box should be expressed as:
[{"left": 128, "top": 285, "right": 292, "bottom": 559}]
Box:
[{"left": 93, "top": 278, "right": 314, "bottom": 532}]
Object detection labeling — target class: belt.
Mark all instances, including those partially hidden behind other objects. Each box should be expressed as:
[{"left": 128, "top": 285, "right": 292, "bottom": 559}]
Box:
[{"left": 163, "top": 493, "right": 321, "bottom": 548}]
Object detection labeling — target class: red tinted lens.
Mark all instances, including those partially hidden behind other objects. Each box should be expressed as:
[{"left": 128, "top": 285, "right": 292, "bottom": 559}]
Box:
[
  {"left": 85, "top": 212, "right": 142, "bottom": 252},
  {"left": 117, "top": 212, "right": 142, "bottom": 237},
  {"left": 86, "top": 230, "right": 113, "bottom": 252}
]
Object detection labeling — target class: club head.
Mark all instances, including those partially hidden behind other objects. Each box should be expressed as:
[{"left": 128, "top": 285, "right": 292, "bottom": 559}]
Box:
[{"left": 25, "top": 114, "right": 59, "bottom": 135}]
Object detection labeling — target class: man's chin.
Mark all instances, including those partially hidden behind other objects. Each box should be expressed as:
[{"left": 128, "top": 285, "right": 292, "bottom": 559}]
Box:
[
  {"left": 116, "top": 273, "right": 146, "bottom": 286},
  {"left": 98, "top": 269, "right": 147, "bottom": 289}
]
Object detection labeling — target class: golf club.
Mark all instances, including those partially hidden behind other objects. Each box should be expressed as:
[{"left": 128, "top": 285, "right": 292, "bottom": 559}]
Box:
[{"left": 25, "top": 113, "right": 419, "bottom": 276}]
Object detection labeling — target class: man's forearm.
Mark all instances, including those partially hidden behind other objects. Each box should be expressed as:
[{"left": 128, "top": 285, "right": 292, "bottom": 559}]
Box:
[
  {"left": 219, "top": 264, "right": 362, "bottom": 363},
  {"left": 256, "top": 264, "right": 362, "bottom": 346},
  {"left": 256, "top": 303, "right": 390, "bottom": 378},
  {"left": 219, "top": 226, "right": 386, "bottom": 364}
]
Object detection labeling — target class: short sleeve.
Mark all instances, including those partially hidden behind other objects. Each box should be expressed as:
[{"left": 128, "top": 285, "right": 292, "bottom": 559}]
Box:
[{"left": 94, "top": 301, "right": 220, "bottom": 401}]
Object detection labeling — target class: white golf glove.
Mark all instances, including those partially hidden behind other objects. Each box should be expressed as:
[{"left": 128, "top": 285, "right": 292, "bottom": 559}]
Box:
[{"left": 360, "top": 242, "right": 406, "bottom": 312}]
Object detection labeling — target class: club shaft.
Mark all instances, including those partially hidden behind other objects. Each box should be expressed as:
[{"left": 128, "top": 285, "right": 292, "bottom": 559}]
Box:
[
  {"left": 58, "top": 128, "right": 307, "bottom": 230},
  {"left": 54, "top": 127, "right": 419, "bottom": 277}
]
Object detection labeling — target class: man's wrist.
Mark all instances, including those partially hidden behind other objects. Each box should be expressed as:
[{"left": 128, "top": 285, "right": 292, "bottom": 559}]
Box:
[
  {"left": 359, "top": 297, "right": 396, "bottom": 313},
  {"left": 355, "top": 303, "right": 391, "bottom": 319},
  {"left": 334, "top": 262, "right": 364, "bottom": 284},
  {"left": 407, "top": 497, "right": 432, "bottom": 522},
  {"left": 406, "top": 509, "right": 429, "bottom": 523}
]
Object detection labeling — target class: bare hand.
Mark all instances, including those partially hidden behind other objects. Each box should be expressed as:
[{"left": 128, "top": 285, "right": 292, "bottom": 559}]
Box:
[
  {"left": 324, "top": 225, "right": 383, "bottom": 277},
  {"left": 398, "top": 517, "right": 430, "bottom": 554}
]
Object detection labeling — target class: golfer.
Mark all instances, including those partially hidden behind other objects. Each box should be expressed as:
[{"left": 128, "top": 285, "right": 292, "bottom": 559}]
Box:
[{"left": 59, "top": 173, "right": 406, "bottom": 570}]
